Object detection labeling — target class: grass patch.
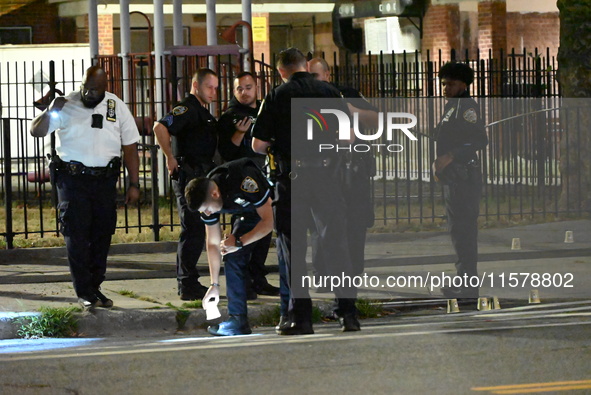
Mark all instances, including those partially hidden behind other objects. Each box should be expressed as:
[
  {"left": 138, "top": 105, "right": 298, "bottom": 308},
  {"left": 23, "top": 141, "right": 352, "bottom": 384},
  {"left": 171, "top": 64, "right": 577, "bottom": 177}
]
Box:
[
  {"left": 180, "top": 300, "right": 203, "bottom": 309},
  {"left": 165, "top": 302, "right": 192, "bottom": 330},
  {"left": 311, "top": 305, "right": 323, "bottom": 323},
  {"left": 117, "top": 289, "right": 160, "bottom": 304},
  {"left": 16, "top": 306, "right": 80, "bottom": 338},
  {"left": 138, "top": 296, "right": 160, "bottom": 304},
  {"left": 252, "top": 305, "right": 282, "bottom": 327},
  {"left": 356, "top": 298, "right": 386, "bottom": 319},
  {"left": 118, "top": 289, "right": 138, "bottom": 298}
]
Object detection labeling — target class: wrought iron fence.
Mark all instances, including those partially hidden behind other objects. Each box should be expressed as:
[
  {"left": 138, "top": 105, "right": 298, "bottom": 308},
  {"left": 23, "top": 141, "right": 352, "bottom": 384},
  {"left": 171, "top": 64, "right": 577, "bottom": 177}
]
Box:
[{"left": 0, "top": 48, "right": 587, "bottom": 248}]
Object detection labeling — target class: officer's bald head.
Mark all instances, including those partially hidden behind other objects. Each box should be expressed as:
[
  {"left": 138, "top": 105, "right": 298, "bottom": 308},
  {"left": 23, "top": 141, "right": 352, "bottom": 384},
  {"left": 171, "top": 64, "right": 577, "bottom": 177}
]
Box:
[
  {"left": 81, "top": 66, "right": 107, "bottom": 108},
  {"left": 308, "top": 57, "right": 330, "bottom": 82}
]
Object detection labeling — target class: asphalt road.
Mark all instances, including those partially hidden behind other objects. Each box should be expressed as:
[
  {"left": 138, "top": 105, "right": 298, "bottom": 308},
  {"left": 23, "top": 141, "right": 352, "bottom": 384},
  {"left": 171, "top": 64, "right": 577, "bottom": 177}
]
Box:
[{"left": 1, "top": 300, "right": 591, "bottom": 395}]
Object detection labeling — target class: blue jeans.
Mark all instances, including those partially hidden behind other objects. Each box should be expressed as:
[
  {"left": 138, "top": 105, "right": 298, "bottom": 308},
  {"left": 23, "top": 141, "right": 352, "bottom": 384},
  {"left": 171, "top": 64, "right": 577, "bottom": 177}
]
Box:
[{"left": 224, "top": 213, "right": 270, "bottom": 316}]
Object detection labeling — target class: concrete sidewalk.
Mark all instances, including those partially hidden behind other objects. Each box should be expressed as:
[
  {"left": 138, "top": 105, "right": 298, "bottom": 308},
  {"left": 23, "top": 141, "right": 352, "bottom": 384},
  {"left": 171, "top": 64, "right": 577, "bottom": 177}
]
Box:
[{"left": 1, "top": 219, "right": 590, "bottom": 339}]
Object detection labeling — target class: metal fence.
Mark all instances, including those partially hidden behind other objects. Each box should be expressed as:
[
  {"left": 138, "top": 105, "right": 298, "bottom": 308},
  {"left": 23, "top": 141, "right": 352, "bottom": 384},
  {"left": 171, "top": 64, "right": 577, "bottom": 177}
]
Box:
[{"left": 0, "top": 48, "right": 587, "bottom": 248}]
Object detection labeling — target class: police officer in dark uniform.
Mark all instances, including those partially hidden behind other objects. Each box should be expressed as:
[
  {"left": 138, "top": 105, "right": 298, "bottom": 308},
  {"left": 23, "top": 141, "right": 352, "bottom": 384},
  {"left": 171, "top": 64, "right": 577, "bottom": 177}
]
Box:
[
  {"left": 432, "top": 62, "right": 488, "bottom": 299},
  {"left": 252, "top": 48, "right": 360, "bottom": 335},
  {"left": 30, "top": 66, "right": 141, "bottom": 310},
  {"left": 153, "top": 68, "right": 218, "bottom": 301},
  {"left": 308, "top": 57, "right": 378, "bottom": 280},
  {"left": 217, "top": 71, "right": 279, "bottom": 299},
  {"left": 184, "top": 158, "right": 274, "bottom": 336}
]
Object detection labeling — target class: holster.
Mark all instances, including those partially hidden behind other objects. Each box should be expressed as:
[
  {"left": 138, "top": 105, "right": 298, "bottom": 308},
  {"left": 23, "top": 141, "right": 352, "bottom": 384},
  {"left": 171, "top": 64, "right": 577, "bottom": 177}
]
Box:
[
  {"left": 435, "top": 161, "right": 470, "bottom": 186},
  {"left": 47, "top": 153, "right": 61, "bottom": 207},
  {"left": 177, "top": 157, "right": 214, "bottom": 185}
]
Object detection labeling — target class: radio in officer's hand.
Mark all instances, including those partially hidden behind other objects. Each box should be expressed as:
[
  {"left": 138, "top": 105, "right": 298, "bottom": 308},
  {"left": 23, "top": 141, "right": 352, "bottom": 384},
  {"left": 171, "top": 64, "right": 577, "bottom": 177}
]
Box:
[{"left": 91, "top": 114, "right": 103, "bottom": 129}]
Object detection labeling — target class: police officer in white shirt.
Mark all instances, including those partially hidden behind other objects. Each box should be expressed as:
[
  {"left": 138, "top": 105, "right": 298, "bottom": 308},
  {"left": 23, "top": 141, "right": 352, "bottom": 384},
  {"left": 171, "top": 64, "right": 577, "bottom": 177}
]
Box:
[{"left": 30, "top": 65, "right": 141, "bottom": 310}]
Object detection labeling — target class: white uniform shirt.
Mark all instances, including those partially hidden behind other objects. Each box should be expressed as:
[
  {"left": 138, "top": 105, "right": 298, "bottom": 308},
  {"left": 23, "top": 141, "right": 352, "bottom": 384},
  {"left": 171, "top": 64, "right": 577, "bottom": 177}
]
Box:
[{"left": 47, "top": 91, "right": 140, "bottom": 167}]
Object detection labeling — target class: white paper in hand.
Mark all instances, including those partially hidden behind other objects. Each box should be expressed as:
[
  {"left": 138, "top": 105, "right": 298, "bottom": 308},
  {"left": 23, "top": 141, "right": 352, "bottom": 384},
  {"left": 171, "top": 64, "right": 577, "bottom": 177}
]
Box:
[{"left": 204, "top": 296, "right": 221, "bottom": 320}]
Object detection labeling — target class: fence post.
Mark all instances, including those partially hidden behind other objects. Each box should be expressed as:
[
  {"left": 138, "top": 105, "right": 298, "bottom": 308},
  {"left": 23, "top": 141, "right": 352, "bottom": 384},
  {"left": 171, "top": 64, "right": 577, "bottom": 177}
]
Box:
[
  {"left": 150, "top": 143, "right": 160, "bottom": 241},
  {"left": 2, "top": 119, "right": 14, "bottom": 249}
]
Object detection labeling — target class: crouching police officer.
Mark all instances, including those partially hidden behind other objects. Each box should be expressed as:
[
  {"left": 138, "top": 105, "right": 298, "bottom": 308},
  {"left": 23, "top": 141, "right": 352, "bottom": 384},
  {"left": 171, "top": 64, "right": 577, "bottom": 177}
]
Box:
[
  {"left": 185, "top": 158, "right": 274, "bottom": 336},
  {"left": 432, "top": 62, "right": 488, "bottom": 299},
  {"left": 30, "top": 65, "right": 140, "bottom": 310}
]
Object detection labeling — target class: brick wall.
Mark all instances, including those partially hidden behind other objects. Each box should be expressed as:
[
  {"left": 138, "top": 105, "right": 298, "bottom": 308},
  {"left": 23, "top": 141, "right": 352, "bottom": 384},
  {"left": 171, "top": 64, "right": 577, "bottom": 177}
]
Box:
[
  {"left": 98, "top": 14, "right": 114, "bottom": 55},
  {"left": 81, "top": 14, "right": 114, "bottom": 55},
  {"left": 507, "top": 12, "right": 560, "bottom": 59},
  {"left": 478, "top": 0, "right": 507, "bottom": 59},
  {"left": 0, "top": 0, "right": 59, "bottom": 44},
  {"left": 422, "top": 3, "right": 460, "bottom": 63}
]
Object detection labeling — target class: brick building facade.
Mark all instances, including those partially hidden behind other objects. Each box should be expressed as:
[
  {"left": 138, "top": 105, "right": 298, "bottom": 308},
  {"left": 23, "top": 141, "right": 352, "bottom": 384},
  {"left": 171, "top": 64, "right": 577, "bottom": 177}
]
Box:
[
  {"left": 0, "top": 0, "right": 560, "bottom": 63},
  {"left": 421, "top": 0, "right": 559, "bottom": 63},
  {"left": 0, "top": 0, "right": 63, "bottom": 44}
]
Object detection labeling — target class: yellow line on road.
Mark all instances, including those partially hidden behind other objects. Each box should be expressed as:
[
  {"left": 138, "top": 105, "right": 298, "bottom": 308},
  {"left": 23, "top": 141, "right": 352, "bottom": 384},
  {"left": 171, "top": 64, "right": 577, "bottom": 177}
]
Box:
[{"left": 473, "top": 380, "right": 591, "bottom": 393}]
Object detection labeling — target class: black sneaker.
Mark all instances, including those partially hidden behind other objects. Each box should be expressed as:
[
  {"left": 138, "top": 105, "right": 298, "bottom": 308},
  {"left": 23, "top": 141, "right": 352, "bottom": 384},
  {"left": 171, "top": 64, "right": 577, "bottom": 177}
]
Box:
[
  {"left": 78, "top": 296, "right": 98, "bottom": 312},
  {"left": 337, "top": 314, "right": 361, "bottom": 332},
  {"left": 276, "top": 321, "right": 314, "bottom": 336},
  {"left": 275, "top": 315, "right": 290, "bottom": 334},
  {"left": 180, "top": 283, "right": 209, "bottom": 301},
  {"left": 95, "top": 290, "right": 114, "bottom": 308},
  {"left": 253, "top": 282, "right": 280, "bottom": 296}
]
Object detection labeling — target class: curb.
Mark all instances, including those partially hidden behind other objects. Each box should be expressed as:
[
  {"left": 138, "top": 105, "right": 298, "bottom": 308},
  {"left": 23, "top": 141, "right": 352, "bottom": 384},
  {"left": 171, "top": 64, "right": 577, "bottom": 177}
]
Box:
[
  {"left": 0, "top": 300, "right": 346, "bottom": 340},
  {"left": 0, "top": 242, "right": 178, "bottom": 264}
]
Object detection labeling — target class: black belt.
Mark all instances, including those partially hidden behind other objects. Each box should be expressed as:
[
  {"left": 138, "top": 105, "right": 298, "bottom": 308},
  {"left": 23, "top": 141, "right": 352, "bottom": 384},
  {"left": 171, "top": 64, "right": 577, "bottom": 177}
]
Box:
[{"left": 59, "top": 159, "right": 119, "bottom": 177}]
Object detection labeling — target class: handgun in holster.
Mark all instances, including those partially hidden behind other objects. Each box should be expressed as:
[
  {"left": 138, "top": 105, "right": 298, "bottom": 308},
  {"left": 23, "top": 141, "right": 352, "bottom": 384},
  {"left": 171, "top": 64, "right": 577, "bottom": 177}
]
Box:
[
  {"left": 47, "top": 153, "right": 62, "bottom": 207},
  {"left": 105, "top": 156, "right": 121, "bottom": 178}
]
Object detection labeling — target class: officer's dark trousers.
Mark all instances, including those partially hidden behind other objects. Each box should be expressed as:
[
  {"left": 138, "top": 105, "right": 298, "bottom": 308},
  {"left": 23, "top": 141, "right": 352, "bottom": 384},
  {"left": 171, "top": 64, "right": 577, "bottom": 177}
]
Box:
[
  {"left": 443, "top": 166, "right": 482, "bottom": 279},
  {"left": 56, "top": 172, "right": 118, "bottom": 299},
  {"left": 274, "top": 178, "right": 296, "bottom": 318},
  {"left": 173, "top": 178, "right": 205, "bottom": 292},
  {"left": 279, "top": 167, "right": 357, "bottom": 325},
  {"left": 225, "top": 215, "right": 270, "bottom": 316},
  {"left": 312, "top": 166, "right": 372, "bottom": 277},
  {"left": 344, "top": 167, "right": 373, "bottom": 276}
]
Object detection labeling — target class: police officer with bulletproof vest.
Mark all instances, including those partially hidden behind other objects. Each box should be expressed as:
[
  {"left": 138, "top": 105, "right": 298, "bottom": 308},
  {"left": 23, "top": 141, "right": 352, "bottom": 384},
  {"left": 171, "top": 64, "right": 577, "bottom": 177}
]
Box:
[
  {"left": 184, "top": 158, "right": 274, "bottom": 336},
  {"left": 30, "top": 65, "right": 141, "bottom": 310},
  {"left": 153, "top": 68, "right": 218, "bottom": 301},
  {"left": 217, "top": 71, "right": 279, "bottom": 299},
  {"left": 432, "top": 62, "right": 488, "bottom": 299},
  {"left": 252, "top": 48, "right": 360, "bottom": 335}
]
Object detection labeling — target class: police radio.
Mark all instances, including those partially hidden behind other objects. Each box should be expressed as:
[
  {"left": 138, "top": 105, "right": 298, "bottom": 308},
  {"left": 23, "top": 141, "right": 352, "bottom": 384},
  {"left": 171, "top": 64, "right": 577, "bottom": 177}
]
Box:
[{"left": 267, "top": 146, "right": 277, "bottom": 183}]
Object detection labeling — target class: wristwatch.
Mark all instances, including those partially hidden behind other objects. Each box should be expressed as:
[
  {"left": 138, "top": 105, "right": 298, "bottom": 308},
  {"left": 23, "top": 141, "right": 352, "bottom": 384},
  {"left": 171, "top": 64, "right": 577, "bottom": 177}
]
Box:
[{"left": 235, "top": 237, "right": 243, "bottom": 249}]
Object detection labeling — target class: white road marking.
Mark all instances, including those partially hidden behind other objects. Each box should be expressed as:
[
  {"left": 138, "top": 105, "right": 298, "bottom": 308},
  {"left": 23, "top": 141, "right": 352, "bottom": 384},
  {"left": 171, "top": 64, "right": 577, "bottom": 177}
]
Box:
[{"left": 2, "top": 319, "right": 591, "bottom": 362}]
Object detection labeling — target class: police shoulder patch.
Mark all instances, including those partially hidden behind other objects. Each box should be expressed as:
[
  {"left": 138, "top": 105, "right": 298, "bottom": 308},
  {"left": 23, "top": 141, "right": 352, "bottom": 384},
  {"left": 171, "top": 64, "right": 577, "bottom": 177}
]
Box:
[
  {"left": 172, "top": 105, "right": 188, "bottom": 116},
  {"left": 463, "top": 108, "right": 478, "bottom": 124},
  {"left": 240, "top": 176, "right": 259, "bottom": 193}
]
